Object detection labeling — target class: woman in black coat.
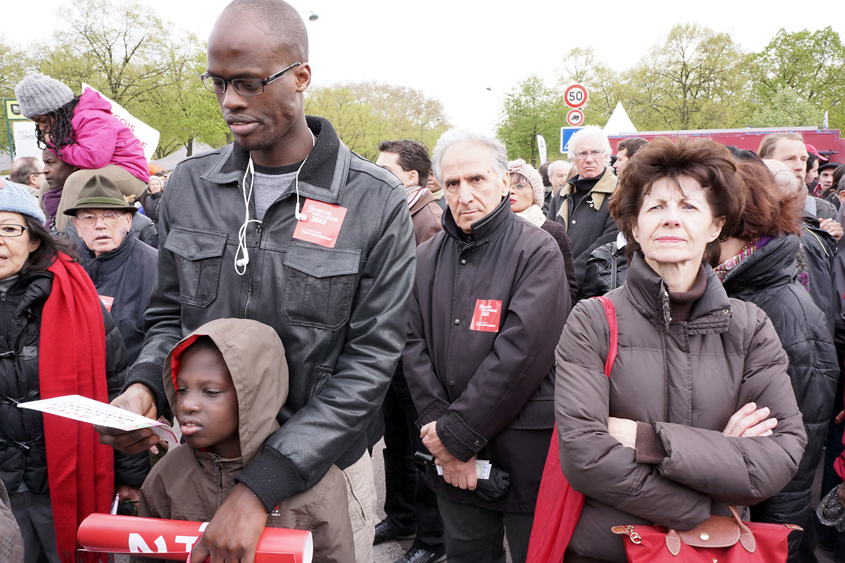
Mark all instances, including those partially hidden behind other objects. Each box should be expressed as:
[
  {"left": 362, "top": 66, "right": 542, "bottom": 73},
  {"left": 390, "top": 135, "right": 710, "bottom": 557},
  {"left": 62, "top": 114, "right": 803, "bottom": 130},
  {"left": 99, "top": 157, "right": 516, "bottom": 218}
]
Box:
[
  {"left": 507, "top": 159, "right": 578, "bottom": 302},
  {"left": 0, "top": 181, "right": 142, "bottom": 562},
  {"left": 717, "top": 159, "right": 839, "bottom": 563}
]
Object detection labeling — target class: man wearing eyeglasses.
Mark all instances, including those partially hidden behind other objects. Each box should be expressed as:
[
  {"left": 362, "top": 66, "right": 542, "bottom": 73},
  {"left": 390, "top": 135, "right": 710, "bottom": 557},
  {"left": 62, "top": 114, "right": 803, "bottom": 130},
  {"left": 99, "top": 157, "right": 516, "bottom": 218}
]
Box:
[
  {"left": 547, "top": 126, "right": 619, "bottom": 298},
  {"left": 96, "top": 1, "right": 416, "bottom": 563},
  {"left": 65, "top": 175, "right": 158, "bottom": 365}
]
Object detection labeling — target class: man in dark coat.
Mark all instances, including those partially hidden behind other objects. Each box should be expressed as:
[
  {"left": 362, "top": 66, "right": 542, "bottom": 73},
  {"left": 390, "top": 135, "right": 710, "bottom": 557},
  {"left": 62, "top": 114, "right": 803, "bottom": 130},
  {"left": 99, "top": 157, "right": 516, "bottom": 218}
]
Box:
[
  {"left": 547, "top": 127, "right": 619, "bottom": 292},
  {"left": 374, "top": 139, "right": 445, "bottom": 563},
  {"left": 404, "top": 129, "right": 570, "bottom": 563},
  {"left": 65, "top": 175, "right": 158, "bottom": 364}
]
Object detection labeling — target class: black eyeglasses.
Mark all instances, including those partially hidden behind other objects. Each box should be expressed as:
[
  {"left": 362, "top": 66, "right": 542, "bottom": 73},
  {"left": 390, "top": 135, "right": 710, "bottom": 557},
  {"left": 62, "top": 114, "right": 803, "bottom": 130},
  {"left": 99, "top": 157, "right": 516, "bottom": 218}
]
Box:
[
  {"left": 200, "top": 62, "right": 302, "bottom": 97},
  {"left": 0, "top": 224, "right": 28, "bottom": 238}
]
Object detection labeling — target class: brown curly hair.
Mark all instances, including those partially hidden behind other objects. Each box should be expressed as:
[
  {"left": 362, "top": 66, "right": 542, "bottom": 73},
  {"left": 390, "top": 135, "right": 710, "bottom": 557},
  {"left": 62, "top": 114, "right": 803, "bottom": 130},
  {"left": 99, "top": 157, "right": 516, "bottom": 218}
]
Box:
[
  {"left": 730, "top": 160, "right": 802, "bottom": 241},
  {"left": 608, "top": 136, "right": 746, "bottom": 267}
]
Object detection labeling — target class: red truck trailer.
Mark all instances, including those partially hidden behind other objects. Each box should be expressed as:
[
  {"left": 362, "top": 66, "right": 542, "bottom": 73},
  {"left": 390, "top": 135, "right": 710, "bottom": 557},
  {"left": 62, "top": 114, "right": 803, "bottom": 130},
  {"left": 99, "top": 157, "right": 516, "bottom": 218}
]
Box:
[{"left": 607, "top": 127, "right": 843, "bottom": 159}]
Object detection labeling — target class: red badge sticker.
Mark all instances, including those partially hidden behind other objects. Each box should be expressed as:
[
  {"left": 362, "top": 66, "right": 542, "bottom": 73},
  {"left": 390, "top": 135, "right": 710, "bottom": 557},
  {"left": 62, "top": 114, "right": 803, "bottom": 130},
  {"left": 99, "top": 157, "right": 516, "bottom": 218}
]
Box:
[
  {"left": 98, "top": 295, "right": 114, "bottom": 312},
  {"left": 470, "top": 299, "right": 502, "bottom": 332},
  {"left": 292, "top": 199, "right": 347, "bottom": 248}
]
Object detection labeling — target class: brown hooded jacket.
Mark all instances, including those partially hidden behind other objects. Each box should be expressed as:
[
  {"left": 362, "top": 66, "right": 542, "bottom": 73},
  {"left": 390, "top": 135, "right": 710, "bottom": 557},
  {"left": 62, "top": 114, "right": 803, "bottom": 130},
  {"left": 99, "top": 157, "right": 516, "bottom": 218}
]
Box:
[{"left": 138, "top": 318, "right": 353, "bottom": 562}]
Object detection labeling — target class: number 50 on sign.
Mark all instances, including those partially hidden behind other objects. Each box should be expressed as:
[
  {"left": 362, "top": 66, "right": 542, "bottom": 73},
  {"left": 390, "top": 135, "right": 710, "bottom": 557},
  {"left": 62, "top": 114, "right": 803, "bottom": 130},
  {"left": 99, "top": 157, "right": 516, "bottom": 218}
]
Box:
[{"left": 564, "top": 83, "right": 589, "bottom": 109}]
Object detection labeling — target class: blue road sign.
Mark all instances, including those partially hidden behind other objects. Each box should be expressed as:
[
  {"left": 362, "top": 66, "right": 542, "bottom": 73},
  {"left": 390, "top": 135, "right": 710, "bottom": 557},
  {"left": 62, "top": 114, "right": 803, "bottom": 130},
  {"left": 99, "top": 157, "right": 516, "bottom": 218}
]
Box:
[{"left": 560, "top": 127, "right": 583, "bottom": 154}]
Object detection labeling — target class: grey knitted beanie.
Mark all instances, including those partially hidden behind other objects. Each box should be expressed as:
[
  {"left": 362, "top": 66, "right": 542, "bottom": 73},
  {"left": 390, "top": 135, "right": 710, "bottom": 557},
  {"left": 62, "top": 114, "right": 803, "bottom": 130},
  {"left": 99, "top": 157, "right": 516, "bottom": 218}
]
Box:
[{"left": 15, "top": 74, "right": 75, "bottom": 118}]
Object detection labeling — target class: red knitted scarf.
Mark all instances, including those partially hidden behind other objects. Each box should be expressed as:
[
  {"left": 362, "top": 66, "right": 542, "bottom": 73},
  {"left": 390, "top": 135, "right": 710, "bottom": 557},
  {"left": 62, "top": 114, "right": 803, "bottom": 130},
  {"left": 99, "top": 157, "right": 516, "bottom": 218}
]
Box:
[{"left": 40, "top": 253, "right": 113, "bottom": 563}]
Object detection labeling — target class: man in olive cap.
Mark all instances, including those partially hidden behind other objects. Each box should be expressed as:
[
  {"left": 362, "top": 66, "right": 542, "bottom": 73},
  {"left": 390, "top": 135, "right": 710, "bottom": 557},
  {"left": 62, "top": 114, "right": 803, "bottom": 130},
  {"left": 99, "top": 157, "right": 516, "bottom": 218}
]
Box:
[{"left": 65, "top": 175, "right": 158, "bottom": 365}]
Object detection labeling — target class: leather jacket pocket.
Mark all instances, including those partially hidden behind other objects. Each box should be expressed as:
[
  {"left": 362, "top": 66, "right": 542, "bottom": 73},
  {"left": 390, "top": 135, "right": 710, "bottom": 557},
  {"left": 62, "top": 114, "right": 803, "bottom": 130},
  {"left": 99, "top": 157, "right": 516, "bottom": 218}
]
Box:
[
  {"left": 165, "top": 227, "right": 228, "bottom": 308},
  {"left": 283, "top": 242, "right": 360, "bottom": 330}
]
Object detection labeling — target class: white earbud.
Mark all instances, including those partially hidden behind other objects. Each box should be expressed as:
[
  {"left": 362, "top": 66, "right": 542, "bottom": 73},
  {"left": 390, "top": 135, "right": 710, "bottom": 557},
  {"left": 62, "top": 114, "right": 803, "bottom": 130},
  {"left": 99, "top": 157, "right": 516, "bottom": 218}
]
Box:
[
  {"left": 293, "top": 131, "right": 317, "bottom": 223},
  {"left": 235, "top": 156, "right": 261, "bottom": 276}
]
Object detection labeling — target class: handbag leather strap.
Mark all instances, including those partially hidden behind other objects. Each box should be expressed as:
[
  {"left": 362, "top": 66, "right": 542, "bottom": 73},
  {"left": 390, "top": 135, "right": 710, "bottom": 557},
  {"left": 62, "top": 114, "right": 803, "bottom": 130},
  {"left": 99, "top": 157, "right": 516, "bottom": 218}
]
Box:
[{"left": 665, "top": 506, "right": 756, "bottom": 555}]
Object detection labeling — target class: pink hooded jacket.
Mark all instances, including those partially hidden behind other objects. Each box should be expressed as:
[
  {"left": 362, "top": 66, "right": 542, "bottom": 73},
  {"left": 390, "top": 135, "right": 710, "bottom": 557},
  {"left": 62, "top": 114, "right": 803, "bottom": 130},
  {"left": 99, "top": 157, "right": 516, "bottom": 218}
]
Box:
[{"left": 59, "top": 89, "right": 150, "bottom": 183}]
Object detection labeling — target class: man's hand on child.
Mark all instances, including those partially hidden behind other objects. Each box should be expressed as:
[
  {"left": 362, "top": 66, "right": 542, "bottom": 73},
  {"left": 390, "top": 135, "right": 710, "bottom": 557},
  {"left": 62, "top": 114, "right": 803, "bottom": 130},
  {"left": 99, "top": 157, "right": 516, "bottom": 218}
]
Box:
[
  {"left": 96, "top": 383, "right": 161, "bottom": 454},
  {"left": 191, "top": 483, "right": 267, "bottom": 563}
]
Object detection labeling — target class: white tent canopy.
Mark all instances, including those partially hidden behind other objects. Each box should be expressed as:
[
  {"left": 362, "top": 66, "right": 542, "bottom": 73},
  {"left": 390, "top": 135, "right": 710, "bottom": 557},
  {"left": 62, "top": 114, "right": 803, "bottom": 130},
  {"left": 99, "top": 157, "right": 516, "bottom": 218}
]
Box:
[{"left": 603, "top": 102, "right": 637, "bottom": 136}]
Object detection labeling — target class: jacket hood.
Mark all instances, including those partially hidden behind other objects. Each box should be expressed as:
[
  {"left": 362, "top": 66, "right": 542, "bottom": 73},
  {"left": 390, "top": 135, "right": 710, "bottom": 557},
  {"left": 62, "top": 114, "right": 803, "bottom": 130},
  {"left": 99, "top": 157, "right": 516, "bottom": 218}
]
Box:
[
  {"left": 162, "top": 319, "right": 289, "bottom": 466},
  {"left": 720, "top": 234, "right": 799, "bottom": 292},
  {"left": 78, "top": 88, "right": 113, "bottom": 114}
]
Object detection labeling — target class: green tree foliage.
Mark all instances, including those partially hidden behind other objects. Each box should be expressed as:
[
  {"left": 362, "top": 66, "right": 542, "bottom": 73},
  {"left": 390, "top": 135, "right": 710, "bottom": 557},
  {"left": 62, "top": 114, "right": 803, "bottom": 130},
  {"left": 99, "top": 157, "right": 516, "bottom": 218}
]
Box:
[
  {"left": 304, "top": 81, "right": 450, "bottom": 161},
  {"left": 623, "top": 24, "right": 750, "bottom": 130},
  {"left": 555, "top": 47, "right": 623, "bottom": 126},
  {"left": 749, "top": 27, "right": 845, "bottom": 130},
  {"left": 746, "top": 87, "right": 823, "bottom": 128},
  {"left": 0, "top": 38, "right": 37, "bottom": 155},
  {"left": 495, "top": 75, "right": 568, "bottom": 165},
  {"left": 10, "top": 0, "right": 228, "bottom": 160}
]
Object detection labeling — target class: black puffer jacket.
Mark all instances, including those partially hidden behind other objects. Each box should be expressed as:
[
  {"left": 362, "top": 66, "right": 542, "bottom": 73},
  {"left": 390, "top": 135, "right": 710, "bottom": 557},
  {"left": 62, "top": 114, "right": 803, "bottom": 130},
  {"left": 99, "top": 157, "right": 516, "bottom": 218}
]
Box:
[
  {"left": 720, "top": 234, "right": 838, "bottom": 559},
  {"left": 0, "top": 271, "right": 147, "bottom": 494},
  {"left": 800, "top": 215, "right": 836, "bottom": 337},
  {"left": 79, "top": 235, "right": 158, "bottom": 364},
  {"left": 580, "top": 239, "right": 628, "bottom": 300}
]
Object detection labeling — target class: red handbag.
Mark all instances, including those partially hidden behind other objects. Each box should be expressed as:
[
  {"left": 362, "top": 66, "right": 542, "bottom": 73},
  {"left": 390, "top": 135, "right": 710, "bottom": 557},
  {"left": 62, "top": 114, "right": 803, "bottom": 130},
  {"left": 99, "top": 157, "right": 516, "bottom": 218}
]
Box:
[
  {"left": 611, "top": 505, "right": 800, "bottom": 562},
  {"left": 527, "top": 296, "right": 617, "bottom": 563}
]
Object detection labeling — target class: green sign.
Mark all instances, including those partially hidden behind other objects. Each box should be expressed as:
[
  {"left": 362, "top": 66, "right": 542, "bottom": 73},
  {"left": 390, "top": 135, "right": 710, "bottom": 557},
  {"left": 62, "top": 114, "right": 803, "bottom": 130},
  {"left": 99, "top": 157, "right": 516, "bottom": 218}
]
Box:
[{"left": 5, "top": 99, "right": 28, "bottom": 121}]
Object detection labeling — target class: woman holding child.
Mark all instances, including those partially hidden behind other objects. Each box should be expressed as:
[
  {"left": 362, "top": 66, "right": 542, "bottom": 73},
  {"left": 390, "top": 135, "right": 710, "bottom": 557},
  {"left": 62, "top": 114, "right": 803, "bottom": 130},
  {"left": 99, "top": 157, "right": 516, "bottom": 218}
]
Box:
[{"left": 0, "top": 180, "right": 135, "bottom": 563}]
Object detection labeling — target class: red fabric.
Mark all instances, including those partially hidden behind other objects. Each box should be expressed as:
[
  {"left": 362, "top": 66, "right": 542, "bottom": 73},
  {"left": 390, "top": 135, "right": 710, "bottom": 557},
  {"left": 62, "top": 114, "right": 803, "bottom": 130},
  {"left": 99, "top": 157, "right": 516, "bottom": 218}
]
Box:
[
  {"left": 527, "top": 296, "right": 617, "bottom": 562},
  {"left": 40, "top": 253, "right": 114, "bottom": 563},
  {"left": 617, "top": 521, "right": 795, "bottom": 562}
]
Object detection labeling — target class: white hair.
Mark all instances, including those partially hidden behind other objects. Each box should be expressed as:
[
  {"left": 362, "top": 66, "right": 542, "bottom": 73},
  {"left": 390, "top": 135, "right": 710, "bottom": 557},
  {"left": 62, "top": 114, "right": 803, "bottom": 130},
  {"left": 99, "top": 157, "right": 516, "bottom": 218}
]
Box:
[
  {"left": 431, "top": 129, "right": 508, "bottom": 183},
  {"left": 568, "top": 126, "right": 611, "bottom": 163},
  {"left": 547, "top": 160, "right": 571, "bottom": 178}
]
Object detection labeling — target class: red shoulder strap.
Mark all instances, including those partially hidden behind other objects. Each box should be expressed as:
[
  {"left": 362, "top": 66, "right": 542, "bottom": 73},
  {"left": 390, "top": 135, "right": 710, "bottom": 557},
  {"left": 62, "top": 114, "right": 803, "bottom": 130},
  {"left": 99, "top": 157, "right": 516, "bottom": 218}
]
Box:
[{"left": 595, "top": 296, "right": 617, "bottom": 377}]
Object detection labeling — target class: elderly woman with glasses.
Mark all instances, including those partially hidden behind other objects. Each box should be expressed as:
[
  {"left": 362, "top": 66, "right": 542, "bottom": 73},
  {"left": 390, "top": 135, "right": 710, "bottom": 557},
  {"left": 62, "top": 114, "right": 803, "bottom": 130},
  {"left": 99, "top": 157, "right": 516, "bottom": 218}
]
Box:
[
  {"left": 0, "top": 180, "right": 139, "bottom": 563},
  {"left": 508, "top": 159, "right": 578, "bottom": 302},
  {"left": 547, "top": 126, "right": 619, "bottom": 298}
]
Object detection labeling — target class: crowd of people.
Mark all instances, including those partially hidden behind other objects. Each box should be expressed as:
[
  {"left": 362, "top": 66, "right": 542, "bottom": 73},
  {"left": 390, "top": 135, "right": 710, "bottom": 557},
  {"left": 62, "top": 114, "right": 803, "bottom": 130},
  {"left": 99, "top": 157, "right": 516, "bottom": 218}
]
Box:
[{"left": 2, "top": 1, "right": 845, "bottom": 563}]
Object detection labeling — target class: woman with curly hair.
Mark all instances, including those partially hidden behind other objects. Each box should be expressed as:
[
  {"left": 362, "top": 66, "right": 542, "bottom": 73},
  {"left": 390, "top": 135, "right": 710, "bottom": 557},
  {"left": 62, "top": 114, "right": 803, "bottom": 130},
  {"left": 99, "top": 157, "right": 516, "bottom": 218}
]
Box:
[
  {"left": 554, "top": 137, "right": 806, "bottom": 563},
  {"left": 15, "top": 74, "right": 149, "bottom": 233}
]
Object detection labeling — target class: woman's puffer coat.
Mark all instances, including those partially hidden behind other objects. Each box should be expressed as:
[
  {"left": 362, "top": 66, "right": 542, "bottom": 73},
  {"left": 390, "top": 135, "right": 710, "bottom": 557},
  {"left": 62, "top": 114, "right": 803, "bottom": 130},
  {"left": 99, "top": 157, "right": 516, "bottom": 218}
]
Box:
[
  {"left": 555, "top": 254, "right": 807, "bottom": 563},
  {"left": 0, "top": 271, "right": 147, "bottom": 494}
]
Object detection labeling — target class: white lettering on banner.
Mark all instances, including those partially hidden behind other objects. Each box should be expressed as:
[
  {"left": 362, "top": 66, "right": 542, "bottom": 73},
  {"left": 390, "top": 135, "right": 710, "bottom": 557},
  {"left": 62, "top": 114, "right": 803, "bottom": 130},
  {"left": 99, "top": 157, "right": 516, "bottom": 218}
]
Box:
[
  {"left": 128, "top": 533, "right": 153, "bottom": 553},
  {"left": 175, "top": 536, "right": 200, "bottom": 552},
  {"left": 128, "top": 533, "right": 171, "bottom": 553}
]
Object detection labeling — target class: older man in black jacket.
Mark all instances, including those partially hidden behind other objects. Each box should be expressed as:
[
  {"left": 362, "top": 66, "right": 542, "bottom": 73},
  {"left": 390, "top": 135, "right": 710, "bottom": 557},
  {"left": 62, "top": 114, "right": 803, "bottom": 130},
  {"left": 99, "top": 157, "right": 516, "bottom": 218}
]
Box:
[
  {"left": 65, "top": 175, "right": 158, "bottom": 364},
  {"left": 96, "top": 2, "right": 416, "bottom": 562},
  {"left": 405, "top": 129, "right": 570, "bottom": 563}
]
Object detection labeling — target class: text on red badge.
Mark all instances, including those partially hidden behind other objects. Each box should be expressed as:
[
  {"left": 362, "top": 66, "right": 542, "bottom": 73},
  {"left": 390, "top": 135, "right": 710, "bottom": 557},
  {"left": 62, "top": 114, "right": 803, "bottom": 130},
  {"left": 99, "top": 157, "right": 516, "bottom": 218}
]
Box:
[
  {"left": 292, "top": 199, "right": 347, "bottom": 248},
  {"left": 471, "top": 299, "right": 502, "bottom": 332}
]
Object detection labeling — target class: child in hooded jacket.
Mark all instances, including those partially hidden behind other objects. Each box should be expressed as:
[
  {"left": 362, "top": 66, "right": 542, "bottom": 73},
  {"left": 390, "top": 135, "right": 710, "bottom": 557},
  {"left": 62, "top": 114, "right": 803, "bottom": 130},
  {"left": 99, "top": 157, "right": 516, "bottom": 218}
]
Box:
[
  {"left": 138, "top": 318, "right": 354, "bottom": 562},
  {"left": 15, "top": 73, "right": 150, "bottom": 232}
]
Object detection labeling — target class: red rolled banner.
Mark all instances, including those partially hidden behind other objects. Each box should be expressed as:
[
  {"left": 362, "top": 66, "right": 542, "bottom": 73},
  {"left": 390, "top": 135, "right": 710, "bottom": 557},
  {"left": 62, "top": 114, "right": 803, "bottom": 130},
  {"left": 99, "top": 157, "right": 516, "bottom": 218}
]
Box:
[{"left": 77, "top": 514, "right": 313, "bottom": 562}]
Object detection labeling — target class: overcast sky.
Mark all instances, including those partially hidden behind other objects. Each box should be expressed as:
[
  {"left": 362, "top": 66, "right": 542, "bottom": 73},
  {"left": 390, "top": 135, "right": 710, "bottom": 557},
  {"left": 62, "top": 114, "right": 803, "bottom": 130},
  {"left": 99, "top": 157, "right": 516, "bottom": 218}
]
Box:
[{"left": 6, "top": 0, "right": 843, "bottom": 138}]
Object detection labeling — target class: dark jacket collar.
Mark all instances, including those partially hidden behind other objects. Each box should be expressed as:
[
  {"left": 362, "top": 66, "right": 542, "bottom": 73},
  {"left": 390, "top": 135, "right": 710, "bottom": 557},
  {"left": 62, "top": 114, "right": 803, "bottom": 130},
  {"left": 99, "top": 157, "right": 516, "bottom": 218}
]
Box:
[
  {"left": 720, "top": 235, "right": 798, "bottom": 291},
  {"left": 199, "top": 115, "right": 350, "bottom": 205},
  {"left": 442, "top": 196, "right": 513, "bottom": 246},
  {"left": 81, "top": 233, "right": 135, "bottom": 273},
  {"left": 623, "top": 253, "right": 732, "bottom": 331}
]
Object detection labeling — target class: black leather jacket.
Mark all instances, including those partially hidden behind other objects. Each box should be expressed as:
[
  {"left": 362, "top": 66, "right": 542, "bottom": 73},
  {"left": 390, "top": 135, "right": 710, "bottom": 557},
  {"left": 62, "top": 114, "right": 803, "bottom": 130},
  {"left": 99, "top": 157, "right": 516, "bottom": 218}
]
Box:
[{"left": 124, "top": 116, "right": 416, "bottom": 512}]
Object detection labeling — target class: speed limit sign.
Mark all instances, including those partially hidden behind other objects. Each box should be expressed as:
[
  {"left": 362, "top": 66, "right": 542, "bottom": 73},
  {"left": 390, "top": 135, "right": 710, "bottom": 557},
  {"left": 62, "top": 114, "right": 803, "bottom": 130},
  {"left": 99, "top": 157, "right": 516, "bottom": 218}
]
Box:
[
  {"left": 564, "top": 83, "right": 589, "bottom": 109},
  {"left": 566, "top": 109, "right": 585, "bottom": 126}
]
